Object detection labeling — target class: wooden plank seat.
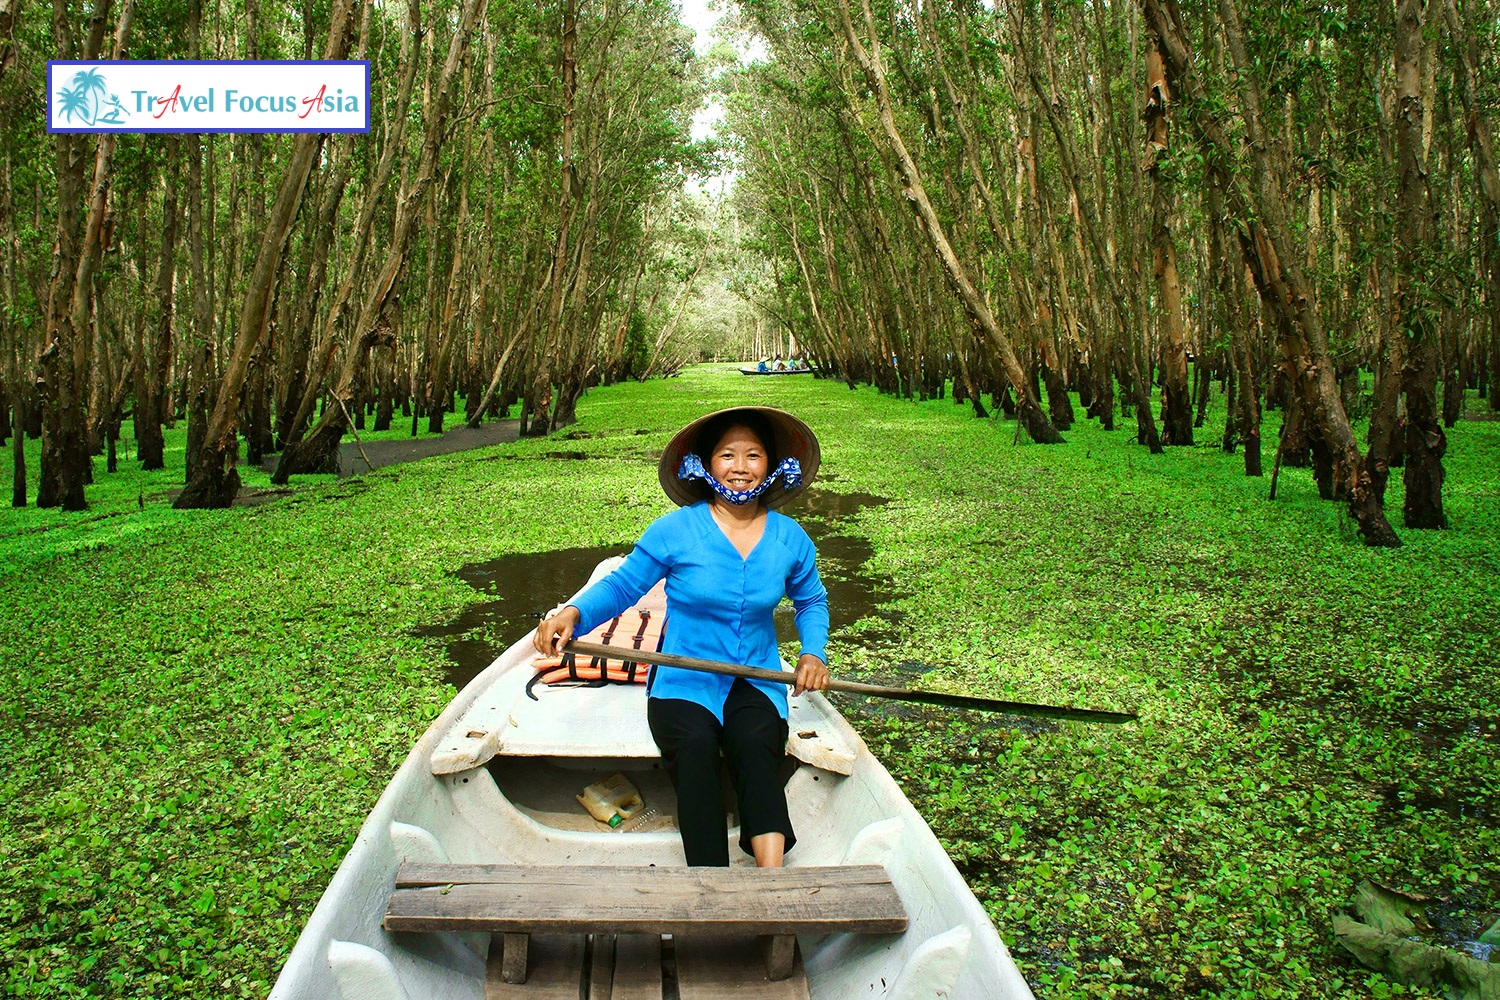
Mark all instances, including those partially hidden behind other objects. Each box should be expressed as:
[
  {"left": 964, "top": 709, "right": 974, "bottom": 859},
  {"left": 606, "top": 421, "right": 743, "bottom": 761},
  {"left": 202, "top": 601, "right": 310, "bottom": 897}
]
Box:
[{"left": 385, "top": 863, "right": 907, "bottom": 985}]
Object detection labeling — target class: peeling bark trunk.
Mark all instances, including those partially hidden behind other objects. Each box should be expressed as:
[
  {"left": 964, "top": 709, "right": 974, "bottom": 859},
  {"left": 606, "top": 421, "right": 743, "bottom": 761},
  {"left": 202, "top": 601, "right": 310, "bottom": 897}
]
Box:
[
  {"left": 1143, "top": 40, "right": 1192, "bottom": 445},
  {"left": 1141, "top": 0, "right": 1399, "bottom": 545},
  {"left": 244, "top": 349, "right": 273, "bottom": 465},
  {"left": 1087, "top": 342, "right": 1115, "bottom": 430},
  {"left": 1394, "top": 0, "right": 1445, "bottom": 528},
  {"left": 1019, "top": 7, "right": 1155, "bottom": 450},
  {"left": 373, "top": 353, "right": 395, "bottom": 431},
  {"left": 1404, "top": 335, "right": 1447, "bottom": 526}
]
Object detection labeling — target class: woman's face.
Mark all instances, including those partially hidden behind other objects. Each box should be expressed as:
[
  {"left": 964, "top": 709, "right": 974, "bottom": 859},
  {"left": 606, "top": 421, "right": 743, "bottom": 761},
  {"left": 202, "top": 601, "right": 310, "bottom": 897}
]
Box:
[{"left": 709, "top": 425, "right": 770, "bottom": 492}]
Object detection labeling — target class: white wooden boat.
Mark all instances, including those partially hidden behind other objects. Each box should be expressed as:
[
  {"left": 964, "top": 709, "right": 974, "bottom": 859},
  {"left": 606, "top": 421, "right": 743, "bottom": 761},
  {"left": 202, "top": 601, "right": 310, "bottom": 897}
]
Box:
[
  {"left": 270, "top": 559, "right": 1034, "bottom": 999},
  {"left": 737, "top": 365, "right": 817, "bottom": 376}
]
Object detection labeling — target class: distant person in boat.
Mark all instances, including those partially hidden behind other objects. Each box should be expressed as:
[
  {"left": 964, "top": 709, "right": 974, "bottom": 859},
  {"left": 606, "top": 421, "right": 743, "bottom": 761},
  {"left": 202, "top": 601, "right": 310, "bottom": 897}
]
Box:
[
  {"left": 772, "top": 354, "right": 786, "bottom": 371},
  {"left": 756, "top": 358, "right": 770, "bottom": 372},
  {"left": 534, "top": 407, "right": 830, "bottom": 868}
]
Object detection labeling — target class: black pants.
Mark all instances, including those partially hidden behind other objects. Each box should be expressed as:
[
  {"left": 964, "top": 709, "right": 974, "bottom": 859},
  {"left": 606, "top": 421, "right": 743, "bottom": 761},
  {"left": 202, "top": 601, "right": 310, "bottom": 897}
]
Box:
[{"left": 647, "top": 679, "right": 795, "bottom": 867}]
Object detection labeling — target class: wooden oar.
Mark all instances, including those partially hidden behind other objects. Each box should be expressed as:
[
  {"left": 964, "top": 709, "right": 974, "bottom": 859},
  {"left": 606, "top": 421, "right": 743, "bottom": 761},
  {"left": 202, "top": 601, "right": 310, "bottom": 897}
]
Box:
[{"left": 563, "top": 640, "right": 1137, "bottom": 725}]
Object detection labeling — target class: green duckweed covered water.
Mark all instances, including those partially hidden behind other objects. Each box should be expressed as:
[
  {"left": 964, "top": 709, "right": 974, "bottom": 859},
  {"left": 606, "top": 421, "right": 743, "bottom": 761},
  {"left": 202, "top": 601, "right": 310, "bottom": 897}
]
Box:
[{"left": 1, "top": 365, "right": 1496, "bottom": 997}]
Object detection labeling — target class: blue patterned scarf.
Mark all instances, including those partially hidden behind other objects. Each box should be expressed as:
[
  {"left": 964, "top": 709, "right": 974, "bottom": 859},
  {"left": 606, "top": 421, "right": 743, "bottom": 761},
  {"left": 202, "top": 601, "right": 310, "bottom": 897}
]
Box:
[{"left": 678, "top": 454, "right": 802, "bottom": 505}]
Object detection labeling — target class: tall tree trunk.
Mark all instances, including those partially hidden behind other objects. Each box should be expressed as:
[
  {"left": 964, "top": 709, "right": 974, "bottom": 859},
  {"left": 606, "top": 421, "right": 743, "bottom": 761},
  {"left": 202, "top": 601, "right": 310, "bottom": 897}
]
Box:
[
  {"left": 137, "top": 137, "right": 180, "bottom": 470},
  {"left": 1018, "top": 11, "right": 1157, "bottom": 450},
  {"left": 1394, "top": 0, "right": 1446, "bottom": 528},
  {"left": 177, "top": 0, "right": 354, "bottom": 507},
  {"left": 38, "top": 0, "right": 132, "bottom": 510},
  {"left": 839, "top": 0, "right": 1061, "bottom": 444},
  {"left": 0, "top": 0, "right": 23, "bottom": 86},
  {"left": 1038, "top": 337, "right": 1074, "bottom": 430},
  {"left": 412, "top": 183, "right": 446, "bottom": 425},
  {"left": 177, "top": 132, "right": 327, "bottom": 505},
  {"left": 1439, "top": 303, "right": 1464, "bottom": 428},
  {"left": 1441, "top": 0, "right": 1500, "bottom": 412},
  {"left": 373, "top": 352, "right": 395, "bottom": 431},
  {"left": 1143, "top": 38, "right": 1193, "bottom": 445},
  {"left": 275, "top": 0, "right": 486, "bottom": 480},
  {"left": 525, "top": 0, "right": 577, "bottom": 437},
  {"left": 427, "top": 185, "right": 470, "bottom": 434},
  {"left": 1392, "top": 0, "right": 1452, "bottom": 527},
  {"left": 466, "top": 329, "right": 525, "bottom": 429},
  {"left": 96, "top": 338, "right": 131, "bottom": 475},
  {"left": 10, "top": 393, "right": 24, "bottom": 507},
  {"left": 1230, "top": 294, "right": 1262, "bottom": 475},
  {"left": 1089, "top": 345, "right": 1115, "bottom": 430},
  {"left": 277, "top": 0, "right": 420, "bottom": 453},
  {"left": 1141, "top": 0, "right": 1400, "bottom": 545},
  {"left": 276, "top": 146, "right": 351, "bottom": 450},
  {"left": 183, "top": 135, "right": 213, "bottom": 478},
  {"left": 1193, "top": 355, "right": 1212, "bottom": 428},
  {"left": 244, "top": 348, "right": 272, "bottom": 465}
]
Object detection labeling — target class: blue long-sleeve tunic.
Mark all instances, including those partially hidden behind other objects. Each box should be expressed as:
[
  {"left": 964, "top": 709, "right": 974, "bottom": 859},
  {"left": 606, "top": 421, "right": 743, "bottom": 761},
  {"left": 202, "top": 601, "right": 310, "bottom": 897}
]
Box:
[{"left": 568, "top": 501, "right": 829, "bottom": 722}]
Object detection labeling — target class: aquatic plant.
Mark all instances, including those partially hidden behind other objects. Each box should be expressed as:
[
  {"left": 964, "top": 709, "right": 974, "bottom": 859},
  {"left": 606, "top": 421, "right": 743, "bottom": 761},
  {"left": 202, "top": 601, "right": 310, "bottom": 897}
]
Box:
[{"left": 0, "top": 366, "right": 1495, "bottom": 997}]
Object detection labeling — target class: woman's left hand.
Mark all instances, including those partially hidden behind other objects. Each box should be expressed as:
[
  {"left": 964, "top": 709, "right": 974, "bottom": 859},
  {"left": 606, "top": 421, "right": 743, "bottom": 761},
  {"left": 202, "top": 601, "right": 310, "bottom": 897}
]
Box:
[{"left": 793, "top": 654, "right": 830, "bottom": 696}]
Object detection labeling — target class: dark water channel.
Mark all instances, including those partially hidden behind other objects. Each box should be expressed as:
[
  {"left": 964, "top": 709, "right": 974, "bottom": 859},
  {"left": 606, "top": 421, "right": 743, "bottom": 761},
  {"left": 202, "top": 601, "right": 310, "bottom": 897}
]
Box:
[{"left": 416, "top": 487, "right": 905, "bottom": 690}]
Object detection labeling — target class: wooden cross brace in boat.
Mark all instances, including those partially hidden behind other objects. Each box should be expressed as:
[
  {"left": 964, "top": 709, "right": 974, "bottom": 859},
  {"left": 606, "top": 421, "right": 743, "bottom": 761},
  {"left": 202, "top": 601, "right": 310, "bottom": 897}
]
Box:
[{"left": 384, "top": 862, "right": 909, "bottom": 985}]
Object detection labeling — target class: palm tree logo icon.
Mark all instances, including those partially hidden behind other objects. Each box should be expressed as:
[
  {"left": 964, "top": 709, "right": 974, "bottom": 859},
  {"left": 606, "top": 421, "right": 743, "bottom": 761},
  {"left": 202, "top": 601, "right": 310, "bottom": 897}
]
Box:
[{"left": 57, "top": 67, "right": 128, "bottom": 126}]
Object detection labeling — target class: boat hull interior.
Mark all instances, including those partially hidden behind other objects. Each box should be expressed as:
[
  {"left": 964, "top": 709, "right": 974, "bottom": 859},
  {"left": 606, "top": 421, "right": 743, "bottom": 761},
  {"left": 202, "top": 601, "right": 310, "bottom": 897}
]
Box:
[{"left": 270, "top": 562, "right": 1033, "bottom": 999}]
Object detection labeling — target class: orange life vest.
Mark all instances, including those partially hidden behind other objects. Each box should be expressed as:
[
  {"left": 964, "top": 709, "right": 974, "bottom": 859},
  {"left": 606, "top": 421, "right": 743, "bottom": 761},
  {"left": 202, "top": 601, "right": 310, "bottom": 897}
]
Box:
[{"left": 526, "top": 608, "right": 666, "bottom": 700}]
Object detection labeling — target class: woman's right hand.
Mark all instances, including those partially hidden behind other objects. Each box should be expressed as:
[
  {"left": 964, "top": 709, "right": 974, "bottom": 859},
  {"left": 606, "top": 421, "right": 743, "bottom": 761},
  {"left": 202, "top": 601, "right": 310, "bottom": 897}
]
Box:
[{"left": 533, "top": 605, "right": 582, "bottom": 655}]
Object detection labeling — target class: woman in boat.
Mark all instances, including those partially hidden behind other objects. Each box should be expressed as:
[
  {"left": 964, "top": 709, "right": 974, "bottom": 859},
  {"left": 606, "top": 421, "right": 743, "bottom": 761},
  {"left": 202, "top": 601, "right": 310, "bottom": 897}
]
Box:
[{"left": 533, "top": 407, "right": 830, "bottom": 868}]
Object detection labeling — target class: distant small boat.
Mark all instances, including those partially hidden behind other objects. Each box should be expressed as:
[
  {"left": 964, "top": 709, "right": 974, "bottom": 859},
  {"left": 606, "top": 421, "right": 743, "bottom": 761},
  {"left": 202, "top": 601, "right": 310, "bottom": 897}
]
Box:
[
  {"left": 270, "top": 560, "right": 1032, "bottom": 1000},
  {"left": 738, "top": 365, "right": 817, "bottom": 376}
]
